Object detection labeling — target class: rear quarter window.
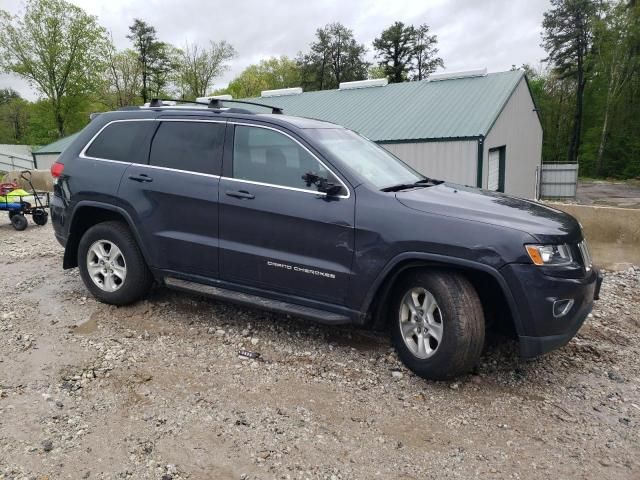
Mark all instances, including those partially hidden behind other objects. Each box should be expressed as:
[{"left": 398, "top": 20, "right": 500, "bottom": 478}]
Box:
[{"left": 84, "top": 120, "right": 156, "bottom": 163}]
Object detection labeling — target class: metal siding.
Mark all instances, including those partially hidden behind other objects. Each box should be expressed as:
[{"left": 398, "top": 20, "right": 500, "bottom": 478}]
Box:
[
  {"left": 540, "top": 164, "right": 578, "bottom": 198},
  {"left": 380, "top": 141, "right": 478, "bottom": 186},
  {"left": 483, "top": 78, "right": 542, "bottom": 198},
  {"left": 242, "top": 71, "right": 524, "bottom": 142},
  {"left": 33, "top": 153, "right": 59, "bottom": 171}
]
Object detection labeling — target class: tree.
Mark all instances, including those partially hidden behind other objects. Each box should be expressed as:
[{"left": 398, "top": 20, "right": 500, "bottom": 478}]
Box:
[
  {"left": 542, "top": 0, "right": 598, "bottom": 164},
  {"left": 0, "top": 89, "right": 29, "bottom": 143},
  {"left": 298, "top": 23, "right": 368, "bottom": 91},
  {"left": 411, "top": 23, "right": 443, "bottom": 80},
  {"left": 127, "top": 19, "right": 161, "bottom": 103},
  {"left": 373, "top": 22, "right": 415, "bottom": 83},
  {"left": 146, "top": 42, "right": 181, "bottom": 99},
  {"left": 178, "top": 40, "right": 236, "bottom": 99},
  {"left": 590, "top": 0, "right": 639, "bottom": 175},
  {"left": 0, "top": 0, "right": 109, "bottom": 137},
  {"left": 103, "top": 47, "right": 142, "bottom": 108},
  {"left": 219, "top": 56, "right": 301, "bottom": 98}
]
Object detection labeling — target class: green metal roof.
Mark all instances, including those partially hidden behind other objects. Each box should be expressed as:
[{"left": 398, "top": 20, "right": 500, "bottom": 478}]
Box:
[
  {"left": 33, "top": 132, "right": 80, "bottom": 155},
  {"left": 243, "top": 70, "right": 525, "bottom": 142}
]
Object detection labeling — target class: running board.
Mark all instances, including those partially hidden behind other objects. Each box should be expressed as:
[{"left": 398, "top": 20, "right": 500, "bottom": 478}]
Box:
[{"left": 164, "top": 277, "right": 351, "bottom": 325}]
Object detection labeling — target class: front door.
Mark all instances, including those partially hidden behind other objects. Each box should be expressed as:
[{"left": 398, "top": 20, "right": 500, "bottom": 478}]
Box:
[
  {"left": 118, "top": 119, "right": 226, "bottom": 277},
  {"left": 219, "top": 124, "right": 355, "bottom": 306}
]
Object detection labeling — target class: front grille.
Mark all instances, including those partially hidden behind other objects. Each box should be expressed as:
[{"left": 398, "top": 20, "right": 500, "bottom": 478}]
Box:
[{"left": 578, "top": 240, "right": 592, "bottom": 271}]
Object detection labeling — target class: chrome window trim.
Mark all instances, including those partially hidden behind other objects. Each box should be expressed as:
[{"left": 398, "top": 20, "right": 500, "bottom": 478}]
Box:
[
  {"left": 229, "top": 122, "right": 351, "bottom": 199},
  {"left": 78, "top": 118, "right": 352, "bottom": 199}
]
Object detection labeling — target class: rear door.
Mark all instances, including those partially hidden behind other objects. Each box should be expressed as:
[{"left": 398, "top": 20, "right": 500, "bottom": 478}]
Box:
[
  {"left": 218, "top": 123, "right": 355, "bottom": 306},
  {"left": 118, "top": 119, "right": 226, "bottom": 277}
]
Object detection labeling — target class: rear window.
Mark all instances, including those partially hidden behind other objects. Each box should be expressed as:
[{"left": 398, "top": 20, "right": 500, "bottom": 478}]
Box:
[
  {"left": 149, "top": 121, "right": 225, "bottom": 175},
  {"left": 84, "top": 121, "right": 156, "bottom": 163}
]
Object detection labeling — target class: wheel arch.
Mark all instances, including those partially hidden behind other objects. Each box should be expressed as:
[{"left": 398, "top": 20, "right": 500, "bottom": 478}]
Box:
[
  {"left": 362, "top": 253, "right": 522, "bottom": 337},
  {"left": 63, "top": 201, "right": 148, "bottom": 269}
]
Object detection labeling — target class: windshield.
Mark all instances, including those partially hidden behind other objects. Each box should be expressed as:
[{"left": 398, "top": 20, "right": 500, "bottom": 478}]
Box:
[{"left": 308, "top": 128, "right": 425, "bottom": 189}]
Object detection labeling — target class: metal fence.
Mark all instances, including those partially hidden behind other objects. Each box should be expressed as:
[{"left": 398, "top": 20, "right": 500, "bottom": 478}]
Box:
[
  {"left": 0, "top": 152, "right": 35, "bottom": 172},
  {"left": 540, "top": 163, "right": 579, "bottom": 199}
]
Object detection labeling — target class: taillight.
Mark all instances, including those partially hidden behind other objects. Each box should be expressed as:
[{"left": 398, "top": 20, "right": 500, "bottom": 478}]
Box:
[{"left": 51, "top": 161, "right": 64, "bottom": 178}]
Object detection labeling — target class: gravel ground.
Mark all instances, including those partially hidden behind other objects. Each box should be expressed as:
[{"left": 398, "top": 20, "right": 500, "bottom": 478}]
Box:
[{"left": 0, "top": 223, "right": 639, "bottom": 480}]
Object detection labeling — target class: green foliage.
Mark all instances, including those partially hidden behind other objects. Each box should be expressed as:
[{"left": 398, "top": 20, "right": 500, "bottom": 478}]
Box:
[
  {"left": 534, "top": 0, "right": 640, "bottom": 179},
  {"left": 542, "top": 0, "right": 598, "bottom": 164},
  {"left": 373, "top": 22, "right": 443, "bottom": 83},
  {"left": 373, "top": 22, "right": 415, "bottom": 83},
  {"left": 101, "top": 47, "right": 143, "bottom": 109},
  {"left": 0, "top": 0, "right": 110, "bottom": 137},
  {"left": 297, "top": 23, "right": 368, "bottom": 91},
  {"left": 218, "top": 56, "right": 301, "bottom": 98},
  {"left": 177, "top": 41, "right": 236, "bottom": 99}
]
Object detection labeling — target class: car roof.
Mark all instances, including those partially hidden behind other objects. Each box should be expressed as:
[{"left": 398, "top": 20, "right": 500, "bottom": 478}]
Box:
[{"left": 98, "top": 107, "right": 343, "bottom": 131}]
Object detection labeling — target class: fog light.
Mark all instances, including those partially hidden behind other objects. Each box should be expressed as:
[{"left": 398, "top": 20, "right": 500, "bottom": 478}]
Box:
[{"left": 553, "top": 299, "right": 574, "bottom": 318}]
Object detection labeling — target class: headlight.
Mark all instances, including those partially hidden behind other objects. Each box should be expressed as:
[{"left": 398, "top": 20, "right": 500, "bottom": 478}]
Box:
[{"left": 525, "top": 244, "right": 573, "bottom": 266}]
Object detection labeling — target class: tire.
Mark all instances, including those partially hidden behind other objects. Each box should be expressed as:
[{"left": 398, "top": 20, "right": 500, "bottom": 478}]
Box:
[
  {"left": 8, "top": 210, "right": 18, "bottom": 220},
  {"left": 77, "top": 221, "right": 153, "bottom": 305},
  {"left": 389, "top": 269, "right": 485, "bottom": 380},
  {"left": 32, "top": 209, "right": 48, "bottom": 226},
  {"left": 11, "top": 214, "right": 28, "bottom": 231}
]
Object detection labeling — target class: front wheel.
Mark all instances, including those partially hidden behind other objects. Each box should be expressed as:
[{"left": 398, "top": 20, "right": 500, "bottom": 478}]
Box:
[
  {"left": 77, "top": 221, "right": 153, "bottom": 305},
  {"left": 390, "top": 270, "right": 485, "bottom": 380}
]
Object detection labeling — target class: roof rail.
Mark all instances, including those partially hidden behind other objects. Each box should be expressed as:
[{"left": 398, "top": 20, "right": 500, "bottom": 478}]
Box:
[{"left": 148, "top": 98, "right": 283, "bottom": 114}]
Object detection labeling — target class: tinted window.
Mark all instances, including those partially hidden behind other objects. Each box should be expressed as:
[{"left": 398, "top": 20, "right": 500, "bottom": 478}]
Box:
[
  {"left": 233, "top": 125, "right": 340, "bottom": 191},
  {"left": 85, "top": 121, "right": 155, "bottom": 163},
  {"left": 149, "top": 121, "right": 225, "bottom": 175}
]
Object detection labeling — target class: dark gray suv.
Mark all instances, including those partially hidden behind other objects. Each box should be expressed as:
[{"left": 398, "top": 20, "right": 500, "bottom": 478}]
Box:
[{"left": 50, "top": 99, "right": 602, "bottom": 380}]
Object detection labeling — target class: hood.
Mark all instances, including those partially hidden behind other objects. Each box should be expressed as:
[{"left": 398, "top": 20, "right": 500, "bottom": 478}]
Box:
[{"left": 395, "top": 183, "right": 582, "bottom": 243}]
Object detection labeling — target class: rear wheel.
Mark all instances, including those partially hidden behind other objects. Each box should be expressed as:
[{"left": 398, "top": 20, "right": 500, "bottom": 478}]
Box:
[
  {"left": 32, "top": 209, "right": 48, "bottom": 226},
  {"left": 390, "top": 270, "right": 485, "bottom": 380},
  {"left": 77, "top": 221, "right": 153, "bottom": 305},
  {"left": 10, "top": 214, "right": 28, "bottom": 231}
]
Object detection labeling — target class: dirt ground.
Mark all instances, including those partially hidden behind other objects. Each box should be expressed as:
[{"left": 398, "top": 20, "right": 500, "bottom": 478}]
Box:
[
  {"left": 1, "top": 223, "right": 639, "bottom": 480},
  {"left": 576, "top": 180, "right": 640, "bottom": 209}
]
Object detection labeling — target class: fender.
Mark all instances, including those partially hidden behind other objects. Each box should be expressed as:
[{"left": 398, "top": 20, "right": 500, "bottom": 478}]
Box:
[
  {"left": 63, "top": 200, "right": 151, "bottom": 269},
  {"left": 360, "top": 252, "right": 523, "bottom": 335}
]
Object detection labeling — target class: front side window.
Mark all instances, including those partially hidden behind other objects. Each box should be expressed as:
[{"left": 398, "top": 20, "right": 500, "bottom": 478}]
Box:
[
  {"left": 85, "top": 121, "right": 155, "bottom": 163},
  {"left": 307, "top": 128, "right": 425, "bottom": 189},
  {"left": 232, "top": 125, "right": 342, "bottom": 192},
  {"left": 149, "top": 121, "right": 225, "bottom": 175}
]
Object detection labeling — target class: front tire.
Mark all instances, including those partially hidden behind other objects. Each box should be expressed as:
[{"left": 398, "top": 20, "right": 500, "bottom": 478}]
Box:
[
  {"left": 77, "top": 221, "right": 153, "bottom": 305},
  {"left": 390, "top": 270, "right": 485, "bottom": 380}
]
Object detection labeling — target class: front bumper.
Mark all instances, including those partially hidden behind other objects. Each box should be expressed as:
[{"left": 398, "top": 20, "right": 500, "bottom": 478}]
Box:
[{"left": 499, "top": 264, "right": 603, "bottom": 358}]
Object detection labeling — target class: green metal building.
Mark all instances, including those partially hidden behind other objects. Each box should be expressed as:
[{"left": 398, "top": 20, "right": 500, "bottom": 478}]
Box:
[
  {"left": 239, "top": 69, "right": 543, "bottom": 198},
  {"left": 31, "top": 132, "right": 80, "bottom": 171}
]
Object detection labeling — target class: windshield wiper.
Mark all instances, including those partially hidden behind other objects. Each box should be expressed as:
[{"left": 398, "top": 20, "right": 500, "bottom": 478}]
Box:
[{"left": 381, "top": 178, "right": 438, "bottom": 192}]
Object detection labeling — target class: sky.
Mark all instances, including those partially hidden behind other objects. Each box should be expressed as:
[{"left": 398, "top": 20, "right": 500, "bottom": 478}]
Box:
[{"left": 0, "top": 0, "right": 551, "bottom": 101}]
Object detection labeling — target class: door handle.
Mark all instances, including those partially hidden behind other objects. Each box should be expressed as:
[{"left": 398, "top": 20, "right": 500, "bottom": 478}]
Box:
[
  {"left": 225, "top": 190, "right": 255, "bottom": 199},
  {"left": 128, "top": 173, "right": 153, "bottom": 183}
]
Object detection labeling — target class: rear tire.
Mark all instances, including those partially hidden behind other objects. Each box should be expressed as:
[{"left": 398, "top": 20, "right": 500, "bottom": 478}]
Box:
[
  {"left": 32, "top": 209, "right": 48, "bottom": 226},
  {"left": 390, "top": 269, "right": 485, "bottom": 380},
  {"left": 11, "top": 214, "right": 28, "bottom": 231},
  {"left": 77, "top": 221, "right": 153, "bottom": 305}
]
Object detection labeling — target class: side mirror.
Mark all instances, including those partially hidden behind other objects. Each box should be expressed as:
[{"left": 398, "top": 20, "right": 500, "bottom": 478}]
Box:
[{"left": 301, "top": 172, "right": 343, "bottom": 196}]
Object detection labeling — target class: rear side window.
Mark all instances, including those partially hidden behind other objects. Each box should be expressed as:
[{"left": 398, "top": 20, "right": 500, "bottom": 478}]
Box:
[
  {"left": 84, "top": 121, "right": 155, "bottom": 163},
  {"left": 149, "top": 121, "right": 225, "bottom": 175}
]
